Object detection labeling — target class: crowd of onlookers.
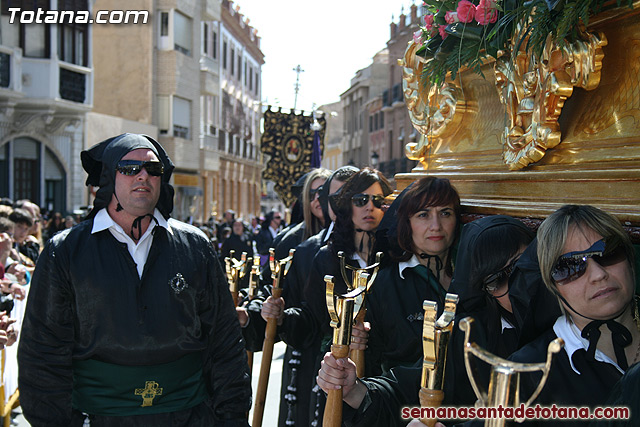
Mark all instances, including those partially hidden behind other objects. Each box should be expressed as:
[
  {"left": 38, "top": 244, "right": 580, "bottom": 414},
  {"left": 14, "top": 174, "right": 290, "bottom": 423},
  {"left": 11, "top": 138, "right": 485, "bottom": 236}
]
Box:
[{"left": 0, "top": 198, "right": 84, "bottom": 350}]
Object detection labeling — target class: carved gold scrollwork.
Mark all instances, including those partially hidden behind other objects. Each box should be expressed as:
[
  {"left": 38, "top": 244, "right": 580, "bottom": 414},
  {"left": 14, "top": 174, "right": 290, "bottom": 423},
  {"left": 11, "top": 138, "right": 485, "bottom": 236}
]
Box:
[
  {"left": 494, "top": 29, "right": 608, "bottom": 170},
  {"left": 400, "top": 41, "right": 465, "bottom": 167}
]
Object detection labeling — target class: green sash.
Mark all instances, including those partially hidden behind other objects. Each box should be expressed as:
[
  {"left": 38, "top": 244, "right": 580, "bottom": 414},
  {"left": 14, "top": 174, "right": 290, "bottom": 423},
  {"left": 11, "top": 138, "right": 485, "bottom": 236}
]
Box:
[{"left": 72, "top": 352, "right": 207, "bottom": 416}]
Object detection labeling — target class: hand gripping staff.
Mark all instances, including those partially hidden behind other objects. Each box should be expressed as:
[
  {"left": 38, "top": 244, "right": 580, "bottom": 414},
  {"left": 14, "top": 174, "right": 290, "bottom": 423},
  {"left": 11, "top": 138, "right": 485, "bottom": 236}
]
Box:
[
  {"left": 323, "top": 273, "right": 367, "bottom": 427},
  {"left": 460, "top": 317, "right": 564, "bottom": 427},
  {"left": 419, "top": 293, "right": 458, "bottom": 426},
  {"left": 224, "top": 250, "right": 250, "bottom": 307},
  {"left": 337, "top": 251, "right": 382, "bottom": 377},
  {"left": 252, "top": 248, "right": 295, "bottom": 427},
  {"left": 246, "top": 255, "right": 261, "bottom": 371}
]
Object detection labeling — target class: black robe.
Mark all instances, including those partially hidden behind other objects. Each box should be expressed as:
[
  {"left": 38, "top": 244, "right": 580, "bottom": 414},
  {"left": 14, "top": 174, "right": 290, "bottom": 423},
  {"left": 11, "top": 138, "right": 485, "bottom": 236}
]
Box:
[
  {"left": 509, "top": 327, "right": 623, "bottom": 426},
  {"left": 18, "top": 219, "right": 251, "bottom": 426},
  {"left": 365, "top": 261, "right": 447, "bottom": 376}
]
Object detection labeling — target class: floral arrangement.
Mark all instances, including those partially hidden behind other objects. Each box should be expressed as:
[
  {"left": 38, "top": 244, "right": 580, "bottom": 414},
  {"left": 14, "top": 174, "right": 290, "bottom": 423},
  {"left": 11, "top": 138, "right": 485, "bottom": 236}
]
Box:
[{"left": 413, "top": 0, "right": 634, "bottom": 86}]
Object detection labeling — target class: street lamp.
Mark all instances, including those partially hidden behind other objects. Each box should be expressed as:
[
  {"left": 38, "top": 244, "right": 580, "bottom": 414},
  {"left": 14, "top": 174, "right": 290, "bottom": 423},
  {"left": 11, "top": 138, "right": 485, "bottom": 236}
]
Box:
[{"left": 371, "top": 151, "right": 379, "bottom": 168}]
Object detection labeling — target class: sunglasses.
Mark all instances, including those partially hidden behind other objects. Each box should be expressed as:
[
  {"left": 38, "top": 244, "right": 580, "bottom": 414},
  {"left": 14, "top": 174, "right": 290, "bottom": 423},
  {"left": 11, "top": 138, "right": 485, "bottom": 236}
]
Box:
[
  {"left": 483, "top": 256, "right": 520, "bottom": 294},
  {"left": 551, "top": 239, "right": 627, "bottom": 285},
  {"left": 309, "top": 186, "right": 323, "bottom": 199},
  {"left": 351, "top": 193, "right": 385, "bottom": 209},
  {"left": 116, "top": 160, "right": 164, "bottom": 177}
]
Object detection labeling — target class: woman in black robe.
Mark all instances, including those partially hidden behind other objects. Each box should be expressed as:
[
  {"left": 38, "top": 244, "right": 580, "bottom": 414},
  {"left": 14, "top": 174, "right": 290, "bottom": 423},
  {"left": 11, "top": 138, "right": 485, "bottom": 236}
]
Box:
[
  {"left": 508, "top": 204, "right": 640, "bottom": 426},
  {"left": 364, "top": 177, "right": 461, "bottom": 377}
]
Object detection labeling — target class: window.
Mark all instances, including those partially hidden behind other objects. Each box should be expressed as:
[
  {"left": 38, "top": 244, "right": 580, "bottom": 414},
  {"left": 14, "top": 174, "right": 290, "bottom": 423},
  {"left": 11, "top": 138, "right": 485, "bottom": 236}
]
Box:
[
  {"left": 173, "top": 11, "right": 192, "bottom": 56},
  {"left": 249, "top": 66, "right": 253, "bottom": 91},
  {"left": 202, "top": 22, "right": 209, "bottom": 56},
  {"left": 380, "top": 111, "right": 384, "bottom": 128},
  {"left": 254, "top": 71, "right": 259, "bottom": 94},
  {"left": 160, "top": 12, "right": 169, "bottom": 36},
  {"left": 57, "top": 0, "right": 88, "bottom": 66},
  {"left": 200, "top": 95, "right": 218, "bottom": 135},
  {"left": 222, "top": 40, "right": 227, "bottom": 69},
  {"left": 369, "top": 116, "right": 373, "bottom": 132},
  {"left": 244, "top": 62, "right": 247, "bottom": 85},
  {"left": 173, "top": 96, "right": 191, "bottom": 139},
  {"left": 230, "top": 47, "right": 235, "bottom": 74},
  {"left": 212, "top": 30, "right": 217, "bottom": 59},
  {"left": 237, "top": 54, "right": 241, "bottom": 79},
  {"left": 1, "top": 0, "right": 50, "bottom": 58},
  {"left": 158, "top": 95, "right": 170, "bottom": 134}
]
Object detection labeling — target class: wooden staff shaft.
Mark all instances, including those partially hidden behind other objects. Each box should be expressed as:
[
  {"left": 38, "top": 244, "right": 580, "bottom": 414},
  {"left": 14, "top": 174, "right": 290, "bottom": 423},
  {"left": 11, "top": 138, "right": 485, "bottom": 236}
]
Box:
[
  {"left": 251, "top": 287, "right": 282, "bottom": 427},
  {"left": 419, "top": 387, "right": 444, "bottom": 426},
  {"left": 350, "top": 308, "right": 367, "bottom": 378},
  {"left": 323, "top": 344, "right": 350, "bottom": 427},
  {"left": 247, "top": 350, "right": 253, "bottom": 373},
  {"left": 230, "top": 291, "right": 239, "bottom": 307}
]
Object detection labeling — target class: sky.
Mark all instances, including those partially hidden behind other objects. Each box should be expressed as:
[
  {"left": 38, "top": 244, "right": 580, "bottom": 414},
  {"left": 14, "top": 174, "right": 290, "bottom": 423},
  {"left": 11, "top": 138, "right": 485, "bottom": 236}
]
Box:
[{"left": 236, "top": 0, "right": 417, "bottom": 113}]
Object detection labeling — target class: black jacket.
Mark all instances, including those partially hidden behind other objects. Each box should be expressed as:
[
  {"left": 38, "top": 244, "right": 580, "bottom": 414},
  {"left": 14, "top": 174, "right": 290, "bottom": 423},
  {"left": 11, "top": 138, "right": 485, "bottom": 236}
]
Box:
[
  {"left": 18, "top": 219, "right": 251, "bottom": 426},
  {"left": 509, "top": 328, "right": 622, "bottom": 426},
  {"left": 365, "top": 261, "right": 447, "bottom": 376}
]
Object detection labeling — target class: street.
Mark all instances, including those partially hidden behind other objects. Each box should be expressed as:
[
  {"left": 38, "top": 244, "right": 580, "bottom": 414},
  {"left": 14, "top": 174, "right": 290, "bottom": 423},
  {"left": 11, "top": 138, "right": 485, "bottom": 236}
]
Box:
[{"left": 13, "top": 341, "right": 287, "bottom": 426}]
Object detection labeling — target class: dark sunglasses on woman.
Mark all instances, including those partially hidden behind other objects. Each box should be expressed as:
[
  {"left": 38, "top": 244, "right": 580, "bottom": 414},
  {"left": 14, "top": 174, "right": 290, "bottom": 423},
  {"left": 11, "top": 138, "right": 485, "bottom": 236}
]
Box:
[
  {"left": 351, "top": 193, "right": 385, "bottom": 209},
  {"left": 551, "top": 239, "right": 627, "bottom": 285},
  {"left": 116, "top": 160, "right": 164, "bottom": 177},
  {"left": 309, "top": 186, "right": 323, "bottom": 199},
  {"left": 483, "top": 256, "right": 520, "bottom": 294}
]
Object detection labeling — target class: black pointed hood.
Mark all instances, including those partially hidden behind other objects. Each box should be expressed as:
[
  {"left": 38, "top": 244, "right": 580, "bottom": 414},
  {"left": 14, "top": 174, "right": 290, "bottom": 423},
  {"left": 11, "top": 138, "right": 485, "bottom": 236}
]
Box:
[{"left": 81, "top": 133, "right": 175, "bottom": 220}]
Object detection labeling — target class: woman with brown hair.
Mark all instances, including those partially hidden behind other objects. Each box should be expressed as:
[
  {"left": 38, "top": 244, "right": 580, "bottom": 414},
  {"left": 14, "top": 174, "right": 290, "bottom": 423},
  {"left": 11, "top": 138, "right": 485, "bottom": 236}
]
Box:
[{"left": 364, "top": 177, "right": 461, "bottom": 376}]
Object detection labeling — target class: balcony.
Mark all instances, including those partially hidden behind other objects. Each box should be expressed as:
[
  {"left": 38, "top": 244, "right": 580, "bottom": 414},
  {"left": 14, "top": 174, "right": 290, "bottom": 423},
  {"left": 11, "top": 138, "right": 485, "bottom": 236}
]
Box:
[{"left": 21, "top": 57, "right": 92, "bottom": 108}]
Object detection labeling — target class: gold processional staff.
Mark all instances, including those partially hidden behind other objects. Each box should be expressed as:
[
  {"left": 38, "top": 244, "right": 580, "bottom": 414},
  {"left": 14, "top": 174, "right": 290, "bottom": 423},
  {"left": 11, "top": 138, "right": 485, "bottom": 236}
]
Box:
[
  {"left": 245, "top": 255, "right": 261, "bottom": 370},
  {"left": 323, "top": 272, "right": 368, "bottom": 427},
  {"left": 252, "top": 248, "right": 295, "bottom": 427},
  {"left": 460, "top": 317, "right": 563, "bottom": 427},
  {"left": 224, "top": 250, "right": 250, "bottom": 307},
  {"left": 419, "top": 294, "right": 458, "bottom": 426},
  {"left": 337, "top": 251, "right": 382, "bottom": 377}
]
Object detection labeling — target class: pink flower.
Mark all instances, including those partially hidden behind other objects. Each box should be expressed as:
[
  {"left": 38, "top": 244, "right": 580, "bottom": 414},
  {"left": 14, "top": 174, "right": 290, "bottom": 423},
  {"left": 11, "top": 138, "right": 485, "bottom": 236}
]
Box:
[
  {"left": 424, "top": 13, "right": 435, "bottom": 31},
  {"left": 413, "top": 29, "right": 423, "bottom": 46},
  {"left": 475, "top": 0, "right": 498, "bottom": 25},
  {"left": 439, "top": 25, "right": 448, "bottom": 39},
  {"left": 456, "top": 0, "right": 476, "bottom": 23},
  {"left": 445, "top": 11, "right": 459, "bottom": 24}
]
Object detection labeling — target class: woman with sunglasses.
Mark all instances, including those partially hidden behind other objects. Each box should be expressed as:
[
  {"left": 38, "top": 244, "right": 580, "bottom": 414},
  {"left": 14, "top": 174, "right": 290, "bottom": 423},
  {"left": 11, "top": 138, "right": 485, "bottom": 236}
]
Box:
[
  {"left": 508, "top": 205, "right": 639, "bottom": 424},
  {"left": 443, "top": 215, "right": 534, "bottom": 405},
  {"left": 364, "top": 177, "right": 461, "bottom": 376}
]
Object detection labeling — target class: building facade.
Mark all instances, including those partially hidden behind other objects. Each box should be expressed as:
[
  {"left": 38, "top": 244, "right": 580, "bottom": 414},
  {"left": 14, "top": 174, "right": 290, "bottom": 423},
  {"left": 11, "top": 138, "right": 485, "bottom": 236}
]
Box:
[
  {"left": 91, "top": 0, "right": 263, "bottom": 223},
  {"left": 319, "top": 101, "right": 343, "bottom": 171},
  {"left": 339, "top": 50, "right": 388, "bottom": 168},
  {"left": 0, "top": 0, "right": 93, "bottom": 214},
  {"left": 216, "top": 0, "right": 263, "bottom": 222},
  {"left": 377, "top": 4, "right": 421, "bottom": 181}
]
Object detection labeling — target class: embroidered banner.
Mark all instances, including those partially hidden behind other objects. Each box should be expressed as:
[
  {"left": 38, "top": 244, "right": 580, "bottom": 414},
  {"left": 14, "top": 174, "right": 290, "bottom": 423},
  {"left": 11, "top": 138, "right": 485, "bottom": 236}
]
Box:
[{"left": 261, "top": 107, "right": 326, "bottom": 206}]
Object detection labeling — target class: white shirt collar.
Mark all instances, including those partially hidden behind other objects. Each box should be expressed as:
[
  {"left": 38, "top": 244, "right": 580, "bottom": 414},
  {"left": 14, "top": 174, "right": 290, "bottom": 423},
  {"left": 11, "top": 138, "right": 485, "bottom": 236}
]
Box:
[
  {"left": 91, "top": 208, "right": 169, "bottom": 236},
  {"left": 552, "top": 315, "right": 624, "bottom": 375},
  {"left": 398, "top": 254, "right": 422, "bottom": 279},
  {"left": 323, "top": 222, "right": 335, "bottom": 242},
  {"left": 351, "top": 252, "right": 367, "bottom": 269},
  {"left": 501, "top": 316, "right": 515, "bottom": 332}
]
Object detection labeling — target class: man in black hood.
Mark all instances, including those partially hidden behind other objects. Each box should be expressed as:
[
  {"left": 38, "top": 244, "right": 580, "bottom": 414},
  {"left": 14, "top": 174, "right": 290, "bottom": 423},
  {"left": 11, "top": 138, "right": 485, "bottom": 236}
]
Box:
[{"left": 18, "top": 134, "right": 251, "bottom": 426}]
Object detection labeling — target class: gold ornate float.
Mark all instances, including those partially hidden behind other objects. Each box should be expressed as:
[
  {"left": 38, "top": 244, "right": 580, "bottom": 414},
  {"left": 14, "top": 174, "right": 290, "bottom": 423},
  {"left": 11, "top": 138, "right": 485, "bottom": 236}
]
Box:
[{"left": 398, "top": 1, "right": 640, "bottom": 226}]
